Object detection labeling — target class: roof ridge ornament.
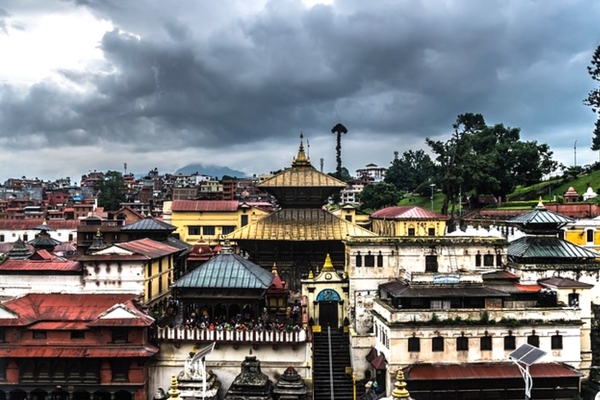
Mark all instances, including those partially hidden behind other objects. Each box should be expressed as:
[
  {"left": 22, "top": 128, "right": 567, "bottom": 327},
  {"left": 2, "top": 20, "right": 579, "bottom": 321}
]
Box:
[
  {"left": 292, "top": 133, "right": 311, "bottom": 167},
  {"left": 535, "top": 197, "right": 545, "bottom": 210}
]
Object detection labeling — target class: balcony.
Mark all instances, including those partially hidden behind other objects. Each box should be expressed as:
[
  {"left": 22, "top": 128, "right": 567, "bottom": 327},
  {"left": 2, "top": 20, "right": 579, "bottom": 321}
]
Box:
[
  {"left": 155, "top": 326, "right": 308, "bottom": 345},
  {"left": 373, "top": 299, "right": 582, "bottom": 325}
]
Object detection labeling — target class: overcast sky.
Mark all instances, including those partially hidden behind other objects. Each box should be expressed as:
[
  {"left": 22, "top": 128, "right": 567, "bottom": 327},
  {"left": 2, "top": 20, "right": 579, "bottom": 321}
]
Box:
[{"left": 1, "top": 0, "right": 600, "bottom": 183}]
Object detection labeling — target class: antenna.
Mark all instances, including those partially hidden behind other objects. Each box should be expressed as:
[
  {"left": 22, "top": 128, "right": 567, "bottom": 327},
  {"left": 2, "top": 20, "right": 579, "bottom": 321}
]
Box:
[{"left": 320, "top": 158, "right": 324, "bottom": 173}]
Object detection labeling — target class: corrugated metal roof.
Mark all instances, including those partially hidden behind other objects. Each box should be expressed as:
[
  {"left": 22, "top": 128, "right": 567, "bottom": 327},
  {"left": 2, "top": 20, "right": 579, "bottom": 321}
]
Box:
[
  {"left": 509, "top": 236, "right": 600, "bottom": 259},
  {"left": 226, "top": 208, "right": 377, "bottom": 241},
  {"left": 116, "top": 238, "right": 181, "bottom": 258},
  {"left": 28, "top": 235, "right": 62, "bottom": 247},
  {"left": 28, "top": 321, "right": 89, "bottom": 330},
  {"left": 380, "top": 281, "right": 509, "bottom": 298},
  {"left": 405, "top": 363, "right": 579, "bottom": 380},
  {"left": 0, "top": 259, "right": 81, "bottom": 272},
  {"left": 371, "top": 206, "right": 449, "bottom": 220},
  {"left": 172, "top": 200, "right": 241, "bottom": 212},
  {"left": 539, "top": 277, "right": 594, "bottom": 289},
  {"left": 0, "top": 345, "right": 159, "bottom": 358},
  {"left": 173, "top": 249, "right": 274, "bottom": 289},
  {"left": 121, "top": 217, "right": 176, "bottom": 232},
  {"left": 508, "top": 204, "right": 574, "bottom": 226},
  {"left": 258, "top": 165, "right": 347, "bottom": 189}
]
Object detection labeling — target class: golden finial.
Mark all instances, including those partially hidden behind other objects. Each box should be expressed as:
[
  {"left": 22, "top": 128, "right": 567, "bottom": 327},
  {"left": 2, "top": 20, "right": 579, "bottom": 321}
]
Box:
[
  {"left": 168, "top": 375, "right": 181, "bottom": 400},
  {"left": 308, "top": 270, "right": 314, "bottom": 279},
  {"left": 272, "top": 263, "right": 278, "bottom": 275},
  {"left": 322, "top": 254, "right": 335, "bottom": 271},
  {"left": 292, "top": 133, "right": 311, "bottom": 166},
  {"left": 391, "top": 370, "right": 411, "bottom": 399},
  {"left": 96, "top": 228, "right": 102, "bottom": 237},
  {"left": 536, "top": 196, "right": 545, "bottom": 209}
]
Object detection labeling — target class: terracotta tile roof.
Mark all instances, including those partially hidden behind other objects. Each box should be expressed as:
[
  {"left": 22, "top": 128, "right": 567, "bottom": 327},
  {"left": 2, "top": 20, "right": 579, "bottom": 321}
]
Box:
[
  {"left": 0, "top": 259, "right": 81, "bottom": 272},
  {"left": 371, "top": 206, "right": 449, "bottom": 220},
  {"left": 405, "top": 363, "right": 579, "bottom": 380},
  {"left": 0, "top": 220, "right": 79, "bottom": 230},
  {"left": 226, "top": 208, "right": 377, "bottom": 241},
  {"left": 172, "top": 200, "right": 241, "bottom": 212}
]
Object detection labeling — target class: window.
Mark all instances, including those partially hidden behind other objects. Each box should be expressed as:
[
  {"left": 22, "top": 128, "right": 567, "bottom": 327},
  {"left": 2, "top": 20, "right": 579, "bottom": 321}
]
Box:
[
  {"left": 428, "top": 227, "right": 435, "bottom": 236},
  {"left": 377, "top": 252, "right": 383, "bottom": 267},
  {"left": 33, "top": 331, "right": 47, "bottom": 339},
  {"left": 203, "top": 226, "right": 215, "bottom": 235},
  {"left": 23, "top": 234, "right": 28, "bottom": 241},
  {"left": 356, "top": 252, "right": 362, "bottom": 267},
  {"left": 587, "top": 230, "right": 594, "bottom": 243},
  {"left": 456, "top": 336, "right": 469, "bottom": 351},
  {"left": 0, "top": 234, "right": 4, "bottom": 242},
  {"left": 480, "top": 335, "right": 492, "bottom": 351},
  {"left": 432, "top": 337, "right": 444, "bottom": 352},
  {"left": 551, "top": 334, "right": 563, "bottom": 350},
  {"left": 68, "top": 233, "right": 73, "bottom": 241},
  {"left": 496, "top": 254, "right": 502, "bottom": 267},
  {"left": 0, "top": 358, "right": 6, "bottom": 380},
  {"left": 430, "top": 300, "right": 451, "bottom": 309},
  {"left": 425, "top": 255, "right": 438, "bottom": 272},
  {"left": 475, "top": 253, "right": 482, "bottom": 267},
  {"left": 111, "top": 360, "right": 129, "bottom": 382},
  {"left": 345, "top": 215, "right": 352, "bottom": 222},
  {"left": 504, "top": 335, "right": 516, "bottom": 350},
  {"left": 0, "top": 328, "right": 5, "bottom": 343},
  {"left": 188, "top": 226, "right": 200, "bottom": 236},
  {"left": 557, "top": 230, "right": 565, "bottom": 240},
  {"left": 71, "top": 331, "right": 85, "bottom": 340},
  {"left": 112, "top": 328, "right": 128, "bottom": 343},
  {"left": 569, "top": 293, "right": 580, "bottom": 308},
  {"left": 483, "top": 254, "right": 494, "bottom": 267},
  {"left": 364, "top": 253, "right": 375, "bottom": 267},
  {"left": 408, "top": 337, "right": 420, "bottom": 352},
  {"left": 241, "top": 215, "right": 248, "bottom": 227},
  {"left": 222, "top": 226, "right": 235, "bottom": 235},
  {"left": 527, "top": 334, "right": 539, "bottom": 347},
  {"left": 408, "top": 227, "right": 415, "bottom": 236}
]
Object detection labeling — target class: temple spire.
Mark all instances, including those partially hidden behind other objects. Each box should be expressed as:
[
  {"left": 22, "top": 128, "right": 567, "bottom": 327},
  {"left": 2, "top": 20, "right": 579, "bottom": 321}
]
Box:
[{"left": 292, "top": 133, "right": 311, "bottom": 167}]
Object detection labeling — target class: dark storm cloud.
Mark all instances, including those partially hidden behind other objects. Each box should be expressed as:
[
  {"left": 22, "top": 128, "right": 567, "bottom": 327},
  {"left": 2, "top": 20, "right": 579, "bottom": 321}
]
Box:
[{"left": 1, "top": 0, "right": 600, "bottom": 172}]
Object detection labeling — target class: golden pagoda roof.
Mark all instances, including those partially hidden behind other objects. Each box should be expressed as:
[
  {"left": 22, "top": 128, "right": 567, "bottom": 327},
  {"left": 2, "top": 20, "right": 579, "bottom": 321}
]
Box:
[
  {"left": 226, "top": 208, "right": 377, "bottom": 241},
  {"left": 258, "top": 135, "right": 346, "bottom": 189}
]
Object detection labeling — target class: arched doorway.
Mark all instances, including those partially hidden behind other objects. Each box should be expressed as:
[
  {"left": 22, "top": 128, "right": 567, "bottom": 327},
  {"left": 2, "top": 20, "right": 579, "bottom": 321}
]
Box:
[{"left": 316, "top": 289, "right": 340, "bottom": 328}]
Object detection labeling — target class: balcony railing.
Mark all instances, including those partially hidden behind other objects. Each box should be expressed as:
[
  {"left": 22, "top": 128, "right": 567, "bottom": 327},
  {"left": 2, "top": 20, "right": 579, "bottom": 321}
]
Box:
[{"left": 156, "top": 326, "right": 308, "bottom": 344}]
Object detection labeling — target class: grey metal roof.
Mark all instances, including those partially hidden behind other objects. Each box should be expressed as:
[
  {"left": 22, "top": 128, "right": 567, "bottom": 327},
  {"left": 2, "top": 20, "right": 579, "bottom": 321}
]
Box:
[
  {"left": 508, "top": 204, "right": 574, "bottom": 226},
  {"left": 380, "top": 281, "right": 510, "bottom": 298},
  {"left": 509, "top": 236, "right": 600, "bottom": 260},
  {"left": 121, "top": 218, "right": 176, "bottom": 232},
  {"left": 173, "top": 249, "right": 274, "bottom": 289}
]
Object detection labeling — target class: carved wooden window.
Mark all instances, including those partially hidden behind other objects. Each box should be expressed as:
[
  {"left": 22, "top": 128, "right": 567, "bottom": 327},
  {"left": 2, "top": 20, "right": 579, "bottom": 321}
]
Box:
[
  {"left": 456, "top": 336, "right": 469, "bottom": 351},
  {"left": 480, "top": 335, "right": 492, "bottom": 351},
  {"left": 504, "top": 334, "right": 516, "bottom": 350},
  {"left": 432, "top": 337, "right": 444, "bottom": 352},
  {"left": 408, "top": 337, "right": 420, "bottom": 352},
  {"left": 551, "top": 334, "right": 563, "bottom": 350}
]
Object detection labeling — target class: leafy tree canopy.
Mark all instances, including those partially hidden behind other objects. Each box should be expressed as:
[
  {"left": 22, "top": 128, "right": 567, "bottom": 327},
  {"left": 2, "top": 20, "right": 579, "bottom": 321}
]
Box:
[
  {"left": 95, "top": 170, "right": 127, "bottom": 211},
  {"left": 385, "top": 149, "right": 436, "bottom": 193},
  {"left": 584, "top": 44, "right": 600, "bottom": 150},
  {"left": 357, "top": 182, "right": 402, "bottom": 211}
]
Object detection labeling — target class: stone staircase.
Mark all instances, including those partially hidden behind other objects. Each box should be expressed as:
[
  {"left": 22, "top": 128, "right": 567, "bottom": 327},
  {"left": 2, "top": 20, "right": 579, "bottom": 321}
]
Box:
[{"left": 312, "top": 328, "right": 355, "bottom": 400}]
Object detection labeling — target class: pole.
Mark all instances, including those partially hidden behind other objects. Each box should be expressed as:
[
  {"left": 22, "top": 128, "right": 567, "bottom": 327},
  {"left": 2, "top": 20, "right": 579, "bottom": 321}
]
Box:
[
  {"left": 574, "top": 140, "right": 577, "bottom": 166},
  {"left": 328, "top": 326, "right": 334, "bottom": 400}
]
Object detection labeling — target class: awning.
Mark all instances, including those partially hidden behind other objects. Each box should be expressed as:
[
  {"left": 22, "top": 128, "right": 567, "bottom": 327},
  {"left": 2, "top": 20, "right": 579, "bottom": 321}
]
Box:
[
  {"left": 370, "top": 354, "right": 386, "bottom": 370},
  {"left": 405, "top": 363, "right": 579, "bottom": 380},
  {"left": 365, "top": 347, "right": 378, "bottom": 362}
]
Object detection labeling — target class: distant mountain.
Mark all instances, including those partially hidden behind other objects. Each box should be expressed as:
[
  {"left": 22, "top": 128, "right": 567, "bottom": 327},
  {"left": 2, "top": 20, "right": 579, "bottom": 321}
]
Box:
[{"left": 175, "top": 164, "right": 248, "bottom": 179}]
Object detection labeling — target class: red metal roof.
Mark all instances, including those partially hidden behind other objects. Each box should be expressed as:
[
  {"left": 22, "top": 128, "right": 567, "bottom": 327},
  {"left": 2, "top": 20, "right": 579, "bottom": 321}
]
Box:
[
  {"left": 28, "top": 321, "right": 90, "bottom": 330},
  {"left": 116, "top": 238, "right": 181, "bottom": 258},
  {"left": 0, "top": 259, "right": 81, "bottom": 272},
  {"left": 0, "top": 293, "right": 142, "bottom": 327},
  {"left": 514, "top": 283, "right": 543, "bottom": 292},
  {"left": 0, "top": 220, "right": 79, "bottom": 230},
  {"left": 371, "top": 206, "right": 449, "bottom": 220},
  {"left": 405, "top": 363, "right": 579, "bottom": 380},
  {"left": 172, "top": 200, "right": 241, "bottom": 212},
  {"left": 0, "top": 345, "right": 159, "bottom": 358}
]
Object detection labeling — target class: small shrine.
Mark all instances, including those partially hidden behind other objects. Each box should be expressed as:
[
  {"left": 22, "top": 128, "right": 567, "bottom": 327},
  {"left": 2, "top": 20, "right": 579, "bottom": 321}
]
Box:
[
  {"left": 564, "top": 186, "right": 579, "bottom": 203},
  {"left": 6, "top": 237, "right": 33, "bottom": 259},
  {"left": 583, "top": 186, "right": 598, "bottom": 201},
  {"left": 224, "top": 355, "right": 274, "bottom": 400},
  {"left": 272, "top": 366, "right": 308, "bottom": 400},
  {"left": 388, "top": 370, "right": 413, "bottom": 400}
]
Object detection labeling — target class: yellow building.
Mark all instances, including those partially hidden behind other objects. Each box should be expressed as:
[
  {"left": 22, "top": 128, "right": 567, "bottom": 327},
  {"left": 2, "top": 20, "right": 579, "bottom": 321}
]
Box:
[
  {"left": 563, "top": 217, "right": 600, "bottom": 253},
  {"left": 170, "top": 200, "right": 272, "bottom": 245},
  {"left": 370, "top": 205, "right": 449, "bottom": 236}
]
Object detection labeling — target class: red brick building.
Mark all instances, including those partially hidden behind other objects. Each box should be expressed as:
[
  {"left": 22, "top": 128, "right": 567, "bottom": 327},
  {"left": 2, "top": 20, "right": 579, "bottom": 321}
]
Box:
[{"left": 0, "top": 293, "right": 158, "bottom": 400}]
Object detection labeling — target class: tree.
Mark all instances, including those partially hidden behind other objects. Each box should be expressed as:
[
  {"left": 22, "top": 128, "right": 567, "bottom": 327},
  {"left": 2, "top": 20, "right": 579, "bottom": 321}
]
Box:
[
  {"left": 357, "top": 182, "right": 402, "bottom": 211},
  {"left": 95, "top": 170, "right": 127, "bottom": 211},
  {"left": 331, "top": 123, "right": 348, "bottom": 180},
  {"left": 385, "top": 150, "right": 436, "bottom": 193},
  {"left": 584, "top": 44, "right": 600, "bottom": 150}
]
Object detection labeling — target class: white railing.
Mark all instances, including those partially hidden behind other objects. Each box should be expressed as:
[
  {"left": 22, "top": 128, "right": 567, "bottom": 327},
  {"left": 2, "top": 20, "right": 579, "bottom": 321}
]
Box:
[{"left": 156, "top": 326, "right": 308, "bottom": 343}]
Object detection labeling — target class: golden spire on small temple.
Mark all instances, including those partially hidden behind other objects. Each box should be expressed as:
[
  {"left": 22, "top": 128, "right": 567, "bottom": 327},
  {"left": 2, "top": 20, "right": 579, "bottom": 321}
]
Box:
[
  {"left": 168, "top": 375, "right": 181, "bottom": 400},
  {"left": 308, "top": 270, "right": 314, "bottom": 279},
  {"left": 271, "top": 263, "right": 278, "bottom": 275},
  {"left": 391, "top": 370, "right": 411, "bottom": 399},
  {"left": 322, "top": 254, "right": 335, "bottom": 272},
  {"left": 292, "top": 133, "right": 311, "bottom": 166}
]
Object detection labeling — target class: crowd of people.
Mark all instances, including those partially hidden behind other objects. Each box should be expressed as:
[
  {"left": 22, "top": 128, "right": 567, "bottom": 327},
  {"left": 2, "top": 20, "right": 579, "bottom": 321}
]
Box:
[{"left": 179, "top": 309, "right": 304, "bottom": 332}]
